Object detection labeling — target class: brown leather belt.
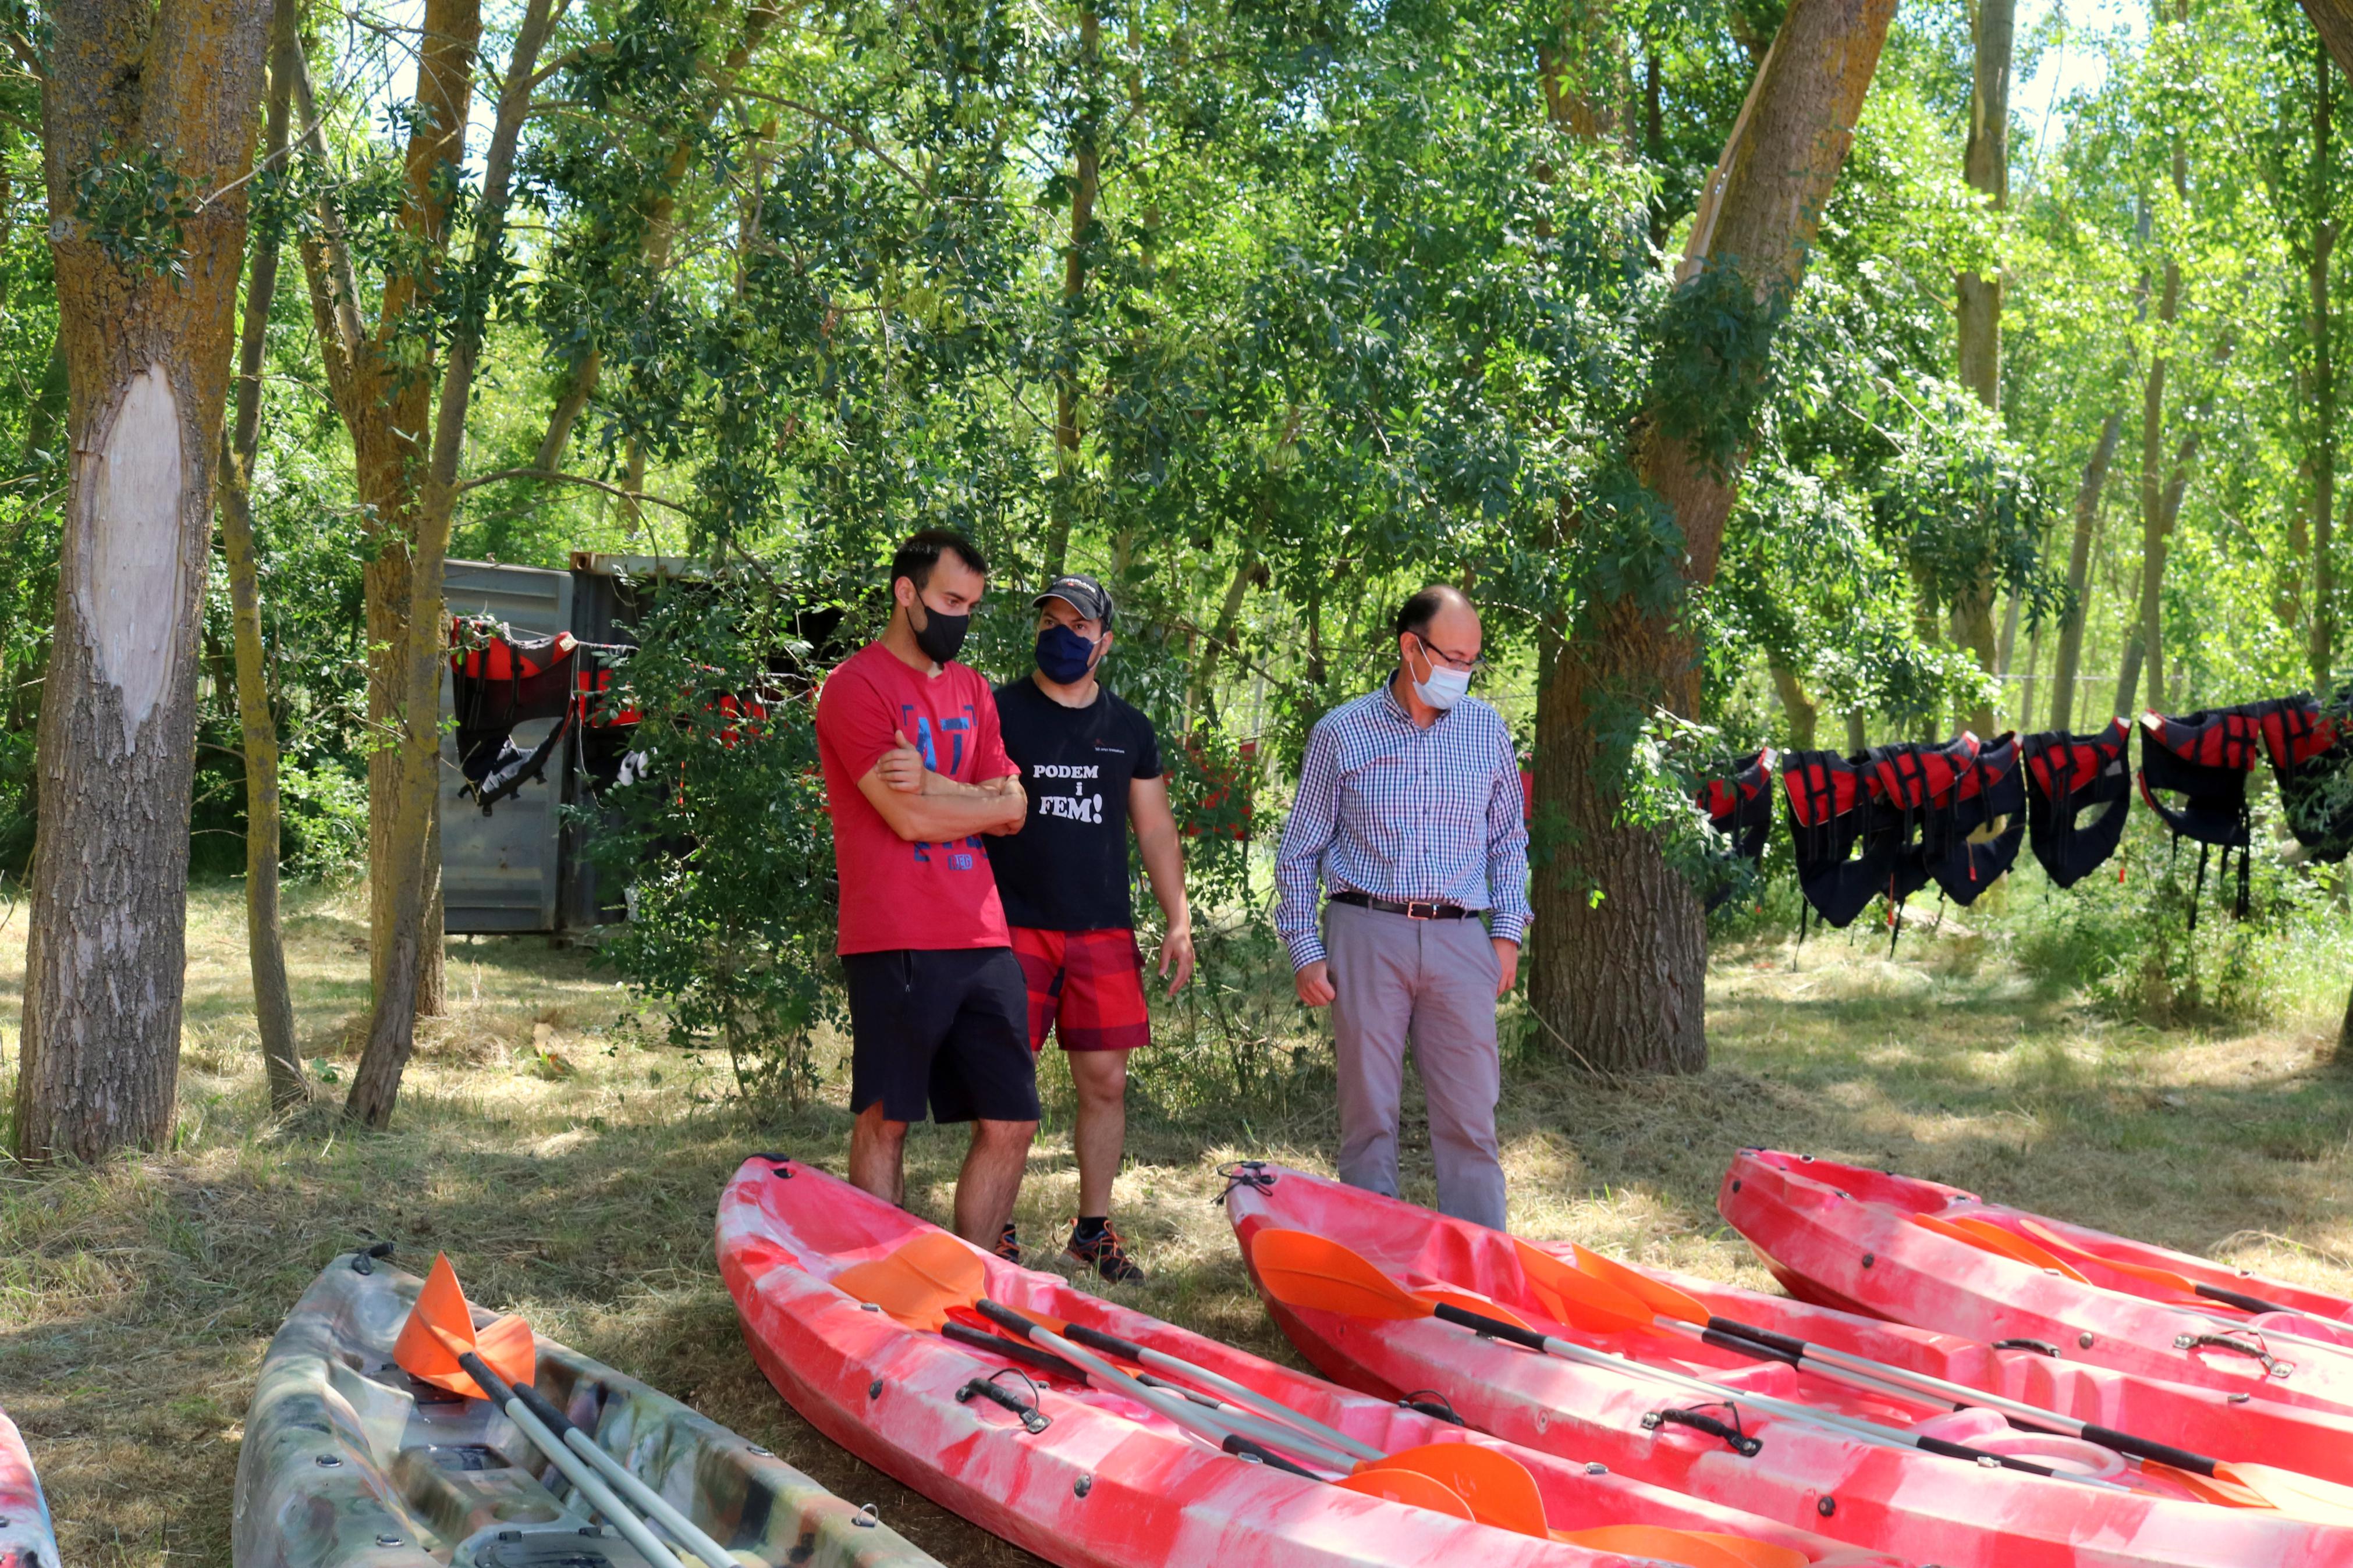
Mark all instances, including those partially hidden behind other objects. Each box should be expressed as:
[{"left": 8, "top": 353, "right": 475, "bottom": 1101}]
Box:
[{"left": 1329, "top": 889, "right": 1475, "bottom": 920}]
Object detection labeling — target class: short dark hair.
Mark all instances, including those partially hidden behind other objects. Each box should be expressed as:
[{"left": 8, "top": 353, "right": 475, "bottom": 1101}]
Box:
[
  {"left": 890, "top": 528, "right": 989, "bottom": 595},
  {"left": 1394, "top": 584, "right": 1467, "bottom": 642}
]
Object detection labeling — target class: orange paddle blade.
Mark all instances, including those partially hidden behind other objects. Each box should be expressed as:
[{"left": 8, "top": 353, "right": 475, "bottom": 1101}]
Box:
[
  {"left": 2140, "top": 1462, "right": 2274, "bottom": 1509},
  {"left": 1566, "top": 1241, "right": 1715, "bottom": 1328},
  {"left": 1355, "top": 1443, "right": 1548, "bottom": 1538},
  {"left": 1334, "top": 1467, "right": 1477, "bottom": 1520},
  {"left": 1911, "top": 1213, "right": 2091, "bottom": 1283},
  {"left": 2216, "top": 1463, "right": 2353, "bottom": 1527},
  {"left": 1508, "top": 1239, "right": 1669, "bottom": 1334},
  {"left": 393, "top": 1253, "right": 537, "bottom": 1399},
  {"left": 1248, "top": 1231, "right": 1432, "bottom": 1321},
  {"left": 1553, "top": 1526, "right": 1805, "bottom": 1568},
  {"left": 831, "top": 1231, "right": 986, "bottom": 1331},
  {"left": 2014, "top": 1218, "right": 2212, "bottom": 1302}
]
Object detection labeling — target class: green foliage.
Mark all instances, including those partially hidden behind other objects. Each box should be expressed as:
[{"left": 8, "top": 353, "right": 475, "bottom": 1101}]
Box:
[
  {"left": 72, "top": 148, "right": 200, "bottom": 279},
  {"left": 586, "top": 583, "right": 843, "bottom": 1107}
]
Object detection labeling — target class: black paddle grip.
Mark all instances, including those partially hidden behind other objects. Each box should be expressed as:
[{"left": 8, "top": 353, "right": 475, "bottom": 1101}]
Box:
[
  {"left": 1912, "top": 1434, "right": 2057, "bottom": 1477},
  {"left": 2196, "top": 1283, "right": 2296, "bottom": 1316},
  {"left": 511, "top": 1379, "right": 582, "bottom": 1440},
  {"left": 1708, "top": 1317, "right": 1807, "bottom": 1360},
  {"left": 1432, "top": 1302, "right": 1550, "bottom": 1352},
  {"left": 1702, "top": 1327, "right": 1801, "bottom": 1367},
  {"left": 975, "top": 1298, "right": 1039, "bottom": 1341},
  {"left": 1057, "top": 1320, "right": 1150, "bottom": 1364},
  {"left": 2075, "top": 1423, "right": 2219, "bottom": 1478},
  {"left": 1220, "top": 1433, "right": 1319, "bottom": 1478}
]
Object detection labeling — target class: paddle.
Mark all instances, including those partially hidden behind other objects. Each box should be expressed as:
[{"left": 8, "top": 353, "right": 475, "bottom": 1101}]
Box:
[
  {"left": 1509, "top": 1238, "right": 2353, "bottom": 1522},
  {"left": 396, "top": 1254, "right": 742, "bottom": 1568},
  {"left": 839, "top": 1235, "right": 1800, "bottom": 1566},
  {"left": 2010, "top": 1217, "right": 2300, "bottom": 1315},
  {"left": 1247, "top": 1229, "right": 2130, "bottom": 1491}
]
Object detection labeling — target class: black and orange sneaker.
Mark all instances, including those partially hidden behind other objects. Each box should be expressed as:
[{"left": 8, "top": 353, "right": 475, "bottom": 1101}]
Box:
[
  {"left": 1066, "top": 1219, "right": 1145, "bottom": 1283},
  {"left": 995, "top": 1223, "right": 1022, "bottom": 1263}
]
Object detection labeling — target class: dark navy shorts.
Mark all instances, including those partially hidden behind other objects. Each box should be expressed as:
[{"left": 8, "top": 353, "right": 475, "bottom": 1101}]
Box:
[{"left": 842, "top": 947, "right": 1039, "bottom": 1125}]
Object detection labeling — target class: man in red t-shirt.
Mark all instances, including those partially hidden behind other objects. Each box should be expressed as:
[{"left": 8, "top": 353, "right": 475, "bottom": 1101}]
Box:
[{"left": 815, "top": 528, "right": 1034, "bottom": 1249}]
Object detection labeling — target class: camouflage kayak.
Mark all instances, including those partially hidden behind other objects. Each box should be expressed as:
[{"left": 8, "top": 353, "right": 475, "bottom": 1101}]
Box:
[
  {"left": 233, "top": 1249, "right": 941, "bottom": 1568},
  {"left": 0, "top": 1405, "right": 58, "bottom": 1568}
]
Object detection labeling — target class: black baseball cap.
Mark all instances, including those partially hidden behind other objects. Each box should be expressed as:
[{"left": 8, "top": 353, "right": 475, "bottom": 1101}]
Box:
[{"left": 1034, "top": 573, "right": 1114, "bottom": 627}]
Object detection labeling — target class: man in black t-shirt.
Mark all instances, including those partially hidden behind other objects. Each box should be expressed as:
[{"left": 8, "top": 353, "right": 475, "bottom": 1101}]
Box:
[{"left": 992, "top": 574, "right": 1194, "bottom": 1282}]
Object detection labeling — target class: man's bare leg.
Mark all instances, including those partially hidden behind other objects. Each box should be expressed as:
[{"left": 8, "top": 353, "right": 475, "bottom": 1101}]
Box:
[
  {"left": 1069, "top": 1050, "right": 1129, "bottom": 1218},
  {"left": 849, "top": 1102, "right": 910, "bottom": 1206},
  {"left": 952, "top": 1117, "right": 1037, "bottom": 1245}
]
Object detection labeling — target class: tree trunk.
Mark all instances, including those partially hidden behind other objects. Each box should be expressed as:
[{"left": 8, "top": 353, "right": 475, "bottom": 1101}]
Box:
[
  {"left": 346, "top": 0, "right": 560, "bottom": 1126},
  {"left": 2018, "top": 611, "right": 2045, "bottom": 733},
  {"left": 1187, "top": 549, "right": 1263, "bottom": 719},
  {"left": 2047, "top": 410, "right": 2122, "bottom": 732},
  {"left": 13, "top": 0, "right": 268, "bottom": 1162},
  {"left": 1768, "top": 657, "right": 1818, "bottom": 748},
  {"left": 2312, "top": 45, "right": 2339, "bottom": 689},
  {"left": 1529, "top": 0, "right": 1896, "bottom": 1076},
  {"left": 2300, "top": 0, "right": 2353, "bottom": 83},
  {"left": 1949, "top": 0, "right": 2013, "bottom": 736},
  {"left": 218, "top": 0, "right": 307, "bottom": 1112},
  {"left": 2136, "top": 20, "right": 2190, "bottom": 716},
  {"left": 1042, "top": 3, "right": 1100, "bottom": 580}
]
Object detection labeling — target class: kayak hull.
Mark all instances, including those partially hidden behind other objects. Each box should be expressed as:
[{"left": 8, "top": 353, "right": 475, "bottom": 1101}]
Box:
[
  {"left": 1225, "top": 1161, "right": 2353, "bottom": 1568},
  {"left": 718, "top": 1155, "right": 1901, "bottom": 1568},
  {"left": 233, "top": 1249, "right": 935, "bottom": 1568},
  {"left": 1719, "top": 1148, "right": 2353, "bottom": 1420},
  {"left": 0, "top": 1406, "right": 58, "bottom": 1568}
]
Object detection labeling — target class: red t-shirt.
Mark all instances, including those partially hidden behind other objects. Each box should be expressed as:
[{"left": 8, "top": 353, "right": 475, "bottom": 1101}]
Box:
[{"left": 816, "top": 641, "right": 1019, "bottom": 955}]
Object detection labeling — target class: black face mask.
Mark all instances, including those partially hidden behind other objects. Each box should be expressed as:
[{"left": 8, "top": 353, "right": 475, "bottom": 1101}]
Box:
[{"left": 911, "top": 598, "right": 971, "bottom": 664}]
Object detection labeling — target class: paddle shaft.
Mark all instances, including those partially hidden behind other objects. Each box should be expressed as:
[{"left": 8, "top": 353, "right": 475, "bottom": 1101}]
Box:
[
  {"left": 502, "top": 1375, "right": 743, "bottom": 1567},
  {"left": 456, "top": 1350, "right": 694, "bottom": 1568},
  {"left": 1426, "top": 1305, "right": 2130, "bottom": 1491},
  {"left": 1049, "top": 1319, "right": 1387, "bottom": 1463},
  {"left": 975, "top": 1302, "right": 1359, "bottom": 1473},
  {"left": 1676, "top": 1316, "right": 2230, "bottom": 1477}
]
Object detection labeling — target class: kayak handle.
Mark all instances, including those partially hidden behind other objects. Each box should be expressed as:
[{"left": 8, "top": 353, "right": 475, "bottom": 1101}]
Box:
[
  {"left": 2173, "top": 1332, "right": 2295, "bottom": 1379},
  {"left": 957, "top": 1371, "right": 1050, "bottom": 1434},
  {"left": 1992, "top": 1338, "right": 2060, "bottom": 1356},
  {"left": 1399, "top": 1390, "right": 1464, "bottom": 1426},
  {"left": 1641, "top": 1404, "right": 1763, "bottom": 1457}
]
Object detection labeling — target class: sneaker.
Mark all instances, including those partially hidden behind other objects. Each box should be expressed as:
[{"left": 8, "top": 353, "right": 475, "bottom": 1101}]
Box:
[
  {"left": 995, "top": 1223, "right": 1021, "bottom": 1263},
  {"left": 1066, "top": 1219, "right": 1145, "bottom": 1284}
]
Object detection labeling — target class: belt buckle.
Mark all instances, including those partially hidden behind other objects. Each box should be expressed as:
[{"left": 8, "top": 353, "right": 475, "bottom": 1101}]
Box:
[{"left": 1404, "top": 899, "right": 1439, "bottom": 920}]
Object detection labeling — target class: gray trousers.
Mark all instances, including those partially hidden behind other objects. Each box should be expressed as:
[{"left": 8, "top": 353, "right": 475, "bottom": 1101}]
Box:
[{"left": 1324, "top": 899, "right": 1506, "bottom": 1230}]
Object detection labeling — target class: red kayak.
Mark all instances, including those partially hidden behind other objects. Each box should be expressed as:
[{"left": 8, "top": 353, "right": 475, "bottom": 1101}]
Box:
[
  {"left": 0, "top": 1406, "right": 56, "bottom": 1568},
  {"left": 716, "top": 1155, "right": 1904, "bottom": 1568},
  {"left": 1720, "top": 1149, "right": 2353, "bottom": 1419},
  {"left": 1225, "top": 1160, "right": 2353, "bottom": 1567}
]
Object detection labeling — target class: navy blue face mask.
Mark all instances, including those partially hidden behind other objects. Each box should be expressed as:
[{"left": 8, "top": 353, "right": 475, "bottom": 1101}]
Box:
[{"left": 1035, "top": 623, "right": 1102, "bottom": 684}]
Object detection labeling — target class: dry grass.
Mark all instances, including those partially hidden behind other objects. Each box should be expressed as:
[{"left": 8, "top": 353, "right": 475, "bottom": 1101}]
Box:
[{"left": 6, "top": 881, "right": 2353, "bottom": 1566}]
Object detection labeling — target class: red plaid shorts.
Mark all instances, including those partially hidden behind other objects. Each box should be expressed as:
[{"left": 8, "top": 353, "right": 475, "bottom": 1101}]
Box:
[{"left": 1010, "top": 926, "right": 1151, "bottom": 1053}]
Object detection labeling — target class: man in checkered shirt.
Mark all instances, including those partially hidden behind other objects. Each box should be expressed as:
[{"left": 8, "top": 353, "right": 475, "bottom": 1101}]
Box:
[{"left": 1276, "top": 585, "right": 1530, "bottom": 1229}]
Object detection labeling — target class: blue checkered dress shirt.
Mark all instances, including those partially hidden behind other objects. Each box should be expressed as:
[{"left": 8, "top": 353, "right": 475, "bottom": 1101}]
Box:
[{"left": 1275, "top": 681, "right": 1532, "bottom": 969}]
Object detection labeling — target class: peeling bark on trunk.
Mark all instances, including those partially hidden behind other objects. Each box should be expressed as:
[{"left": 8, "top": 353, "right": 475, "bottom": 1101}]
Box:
[
  {"left": 1528, "top": 0, "right": 1894, "bottom": 1076},
  {"left": 218, "top": 0, "right": 307, "bottom": 1112},
  {"left": 2048, "top": 410, "right": 2121, "bottom": 733},
  {"left": 15, "top": 0, "right": 268, "bottom": 1162},
  {"left": 345, "top": 0, "right": 560, "bottom": 1126}
]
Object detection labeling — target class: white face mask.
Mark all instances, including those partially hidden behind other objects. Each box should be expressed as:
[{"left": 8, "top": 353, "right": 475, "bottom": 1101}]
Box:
[{"left": 1409, "top": 638, "right": 1471, "bottom": 710}]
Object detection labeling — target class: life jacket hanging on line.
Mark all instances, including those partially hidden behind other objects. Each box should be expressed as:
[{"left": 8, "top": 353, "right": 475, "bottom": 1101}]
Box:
[
  {"left": 2253, "top": 692, "right": 2353, "bottom": 862},
  {"left": 1698, "top": 747, "right": 1777, "bottom": 911},
  {"left": 2136, "top": 703, "right": 2263, "bottom": 927},
  {"left": 448, "top": 617, "right": 615, "bottom": 816},
  {"left": 1781, "top": 749, "right": 1892, "bottom": 930},
  {"left": 1920, "top": 731, "right": 2025, "bottom": 906},
  {"left": 1857, "top": 733, "right": 1982, "bottom": 948},
  {"left": 2020, "top": 719, "right": 2132, "bottom": 888}
]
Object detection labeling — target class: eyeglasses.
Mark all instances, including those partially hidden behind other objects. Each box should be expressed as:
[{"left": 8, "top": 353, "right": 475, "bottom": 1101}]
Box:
[{"left": 1412, "top": 634, "right": 1486, "bottom": 676}]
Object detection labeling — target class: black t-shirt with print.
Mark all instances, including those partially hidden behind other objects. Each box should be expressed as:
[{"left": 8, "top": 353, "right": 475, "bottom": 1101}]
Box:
[{"left": 990, "top": 677, "right": 1164, "bottom": 930}]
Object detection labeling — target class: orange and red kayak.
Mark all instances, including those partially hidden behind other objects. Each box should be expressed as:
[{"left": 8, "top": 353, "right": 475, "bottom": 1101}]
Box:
[
  {"left": 0, "top": 1407, "right": 55, "bottom": 1568},
  {"left": 1225, "top": 1160, "right": 2353, "bottom": 1567},
  {"left": 1720, "top": 1148, "right": 2353, "bottom": 1420},
  {"left": 717, "top": 1155, "right": 1904, "bottom": 1568}
]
